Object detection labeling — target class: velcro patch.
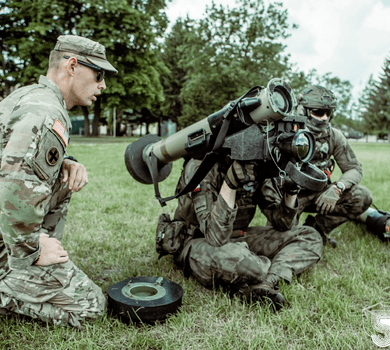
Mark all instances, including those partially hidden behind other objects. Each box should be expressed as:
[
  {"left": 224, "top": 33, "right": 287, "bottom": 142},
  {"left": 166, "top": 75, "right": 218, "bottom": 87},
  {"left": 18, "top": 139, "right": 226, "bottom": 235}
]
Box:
[
  {"left": 46, "top": 146, "right": 60, "bottom": 166},
  {"left": 194, "top": 194, "right": 208, "bottom": 214},
  {"left": 52, "top": 119, "right": 68, "bottom": 146}
]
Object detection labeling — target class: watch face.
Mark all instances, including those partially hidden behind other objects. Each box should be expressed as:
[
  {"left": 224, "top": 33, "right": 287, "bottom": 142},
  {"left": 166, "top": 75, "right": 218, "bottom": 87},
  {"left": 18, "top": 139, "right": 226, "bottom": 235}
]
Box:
[{"left": 336, "top": 182, "right": 343, "bottom": 190}]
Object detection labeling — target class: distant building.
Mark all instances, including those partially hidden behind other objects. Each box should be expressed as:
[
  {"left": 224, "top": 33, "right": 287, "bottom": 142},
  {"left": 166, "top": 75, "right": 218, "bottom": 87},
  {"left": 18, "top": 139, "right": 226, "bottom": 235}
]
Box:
[
  {"left": 70, "top": 116, "right": 92, "bottom": 135},
  {"left": 160, "top": 119, "right": 177, "bottom": 137},
  {"left": 70, "top": 115, "right": 107, "bottom": 135}
]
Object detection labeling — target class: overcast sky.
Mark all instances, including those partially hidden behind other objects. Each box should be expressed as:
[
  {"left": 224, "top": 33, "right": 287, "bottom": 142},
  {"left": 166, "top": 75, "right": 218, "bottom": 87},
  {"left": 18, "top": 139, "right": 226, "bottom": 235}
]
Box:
[{"left": 165, "top": 0, "right": 390, "bottom": 100}]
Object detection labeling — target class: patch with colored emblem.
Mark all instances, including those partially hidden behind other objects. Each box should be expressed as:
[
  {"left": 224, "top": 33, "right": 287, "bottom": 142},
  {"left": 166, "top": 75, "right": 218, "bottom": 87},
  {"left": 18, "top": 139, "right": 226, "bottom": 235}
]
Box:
[
  {"left": 46, "top": 146, "right": 60, "bottom": 166},
  {"left": 52, "top": 119, "right": 68, "bottom": 146}
]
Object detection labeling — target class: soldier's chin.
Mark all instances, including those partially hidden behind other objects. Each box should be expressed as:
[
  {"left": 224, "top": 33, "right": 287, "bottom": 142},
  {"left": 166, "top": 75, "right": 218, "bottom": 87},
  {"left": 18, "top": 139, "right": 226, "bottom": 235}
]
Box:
[{"left": 81, "top": 98, "right": 93, "bottom": 107}]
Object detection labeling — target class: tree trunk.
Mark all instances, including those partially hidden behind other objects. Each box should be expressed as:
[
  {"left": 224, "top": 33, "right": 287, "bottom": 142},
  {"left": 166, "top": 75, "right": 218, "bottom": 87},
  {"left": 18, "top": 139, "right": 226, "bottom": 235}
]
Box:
[
  {"left": 1, "top": 51, "right": 10, "bottom": 98},
  {"left": 158, "top": 117, "right": 162, "bottom": 137},
  {"left": 115, "top": 109, "right": 124, "bottom": 136},
  {"left": 81, "top": 106, "right": 90, "bottom": 136},
  {"left": 92, "top": 98, "right": 101, "bottom": 136}
]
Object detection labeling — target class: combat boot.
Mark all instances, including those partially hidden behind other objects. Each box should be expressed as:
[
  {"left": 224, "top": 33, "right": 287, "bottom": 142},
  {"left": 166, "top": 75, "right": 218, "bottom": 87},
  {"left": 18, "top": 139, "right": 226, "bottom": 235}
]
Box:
[
  {"left": 251, "top": 274, "right": 285, "bottom": 311},
  {"left": 358, "top": 207, "right": 390, "bottom": 242},
  {"left": 304, "top": 214, "right": 337, "bottom": 248}
]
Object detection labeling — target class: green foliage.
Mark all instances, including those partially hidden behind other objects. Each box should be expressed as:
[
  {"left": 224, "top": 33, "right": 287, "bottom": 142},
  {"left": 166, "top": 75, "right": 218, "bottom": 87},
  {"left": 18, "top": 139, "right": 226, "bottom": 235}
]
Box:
[
  {"left": 0, "top": 0, "right": 168, "bottom": 115},
  {"left": 158, "top": 18, "right": 192, "bottom": 124},
  {"left": 359, "top": 55, "right": 390, "bottom": 138},
  {"left": 0, "top": 0, "right": 366, "bottom": 135},
  {"left": 160, "top": 0, "right": 302, "bottom": 128}
]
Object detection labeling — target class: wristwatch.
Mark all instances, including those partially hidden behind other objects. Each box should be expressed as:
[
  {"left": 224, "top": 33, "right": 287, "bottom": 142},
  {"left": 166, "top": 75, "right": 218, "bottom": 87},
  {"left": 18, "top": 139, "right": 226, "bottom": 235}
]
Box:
[
  {"left": 335, "top": 182, "right": 345, "bottom": 194},
  {"left": 64, "top": 155, "right": 78, "bottom": 163}
]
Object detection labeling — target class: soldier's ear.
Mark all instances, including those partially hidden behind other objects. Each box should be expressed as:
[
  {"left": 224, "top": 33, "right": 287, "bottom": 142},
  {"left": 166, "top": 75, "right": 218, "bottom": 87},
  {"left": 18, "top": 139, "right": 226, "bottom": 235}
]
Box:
[{"left": 64, "top": 57, "right": 77, "bottom": 77}]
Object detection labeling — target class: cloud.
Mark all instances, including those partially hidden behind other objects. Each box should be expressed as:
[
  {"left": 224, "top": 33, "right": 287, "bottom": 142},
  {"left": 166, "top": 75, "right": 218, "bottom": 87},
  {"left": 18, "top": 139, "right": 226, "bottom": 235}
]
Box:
[
  {"left": 166, "top": 0, "right": 390, "bottom": 98},
  {"left": 284, "top": 0, "right": 390, "bottom": 90}
]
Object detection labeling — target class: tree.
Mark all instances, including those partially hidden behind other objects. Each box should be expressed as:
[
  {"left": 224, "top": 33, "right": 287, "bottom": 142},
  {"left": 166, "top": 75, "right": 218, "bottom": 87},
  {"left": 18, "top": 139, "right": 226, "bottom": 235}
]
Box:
[
  {"left": 359, "top": 55, "right": 390, "bottom": 141},
  {"left": 158, "top": 18, "right": 193, "bottom": 127},
  {"left": 0, "top": 0, "right": 168, "bottom": 136},
  {"left": 160, "top": 0, "right": 298, "bottom": 128}
]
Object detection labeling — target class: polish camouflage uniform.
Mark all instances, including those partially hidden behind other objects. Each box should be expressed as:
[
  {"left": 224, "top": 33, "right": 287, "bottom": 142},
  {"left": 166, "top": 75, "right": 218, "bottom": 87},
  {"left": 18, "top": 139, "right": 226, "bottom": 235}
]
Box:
[
  {"left": 171, "top": 158, "right": 323, "bottom": 291},
  {"left": 296, "top": 125, "right": 372, "bottom": 234},
  {"left": 293, "top": 85, "right": 372, "bottom": 236},
  {"left": 0, "top": 77, "right": 104, "bottom": 327}
]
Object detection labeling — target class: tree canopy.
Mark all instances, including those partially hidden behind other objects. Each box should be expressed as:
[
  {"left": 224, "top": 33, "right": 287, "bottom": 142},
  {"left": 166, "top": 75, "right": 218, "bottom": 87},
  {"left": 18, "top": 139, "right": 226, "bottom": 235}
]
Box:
[
  {"left": 359, "top": 55, "right": 390, "bottom": 139},
  {"left": 160, "top": 0, "right": 303, "bottom": 127},
  {"left": 1, "top": 0, "right": 363, "bottom": 135},
  {"left": 0, "top": 0, "right": 168, "bottom": 135}
]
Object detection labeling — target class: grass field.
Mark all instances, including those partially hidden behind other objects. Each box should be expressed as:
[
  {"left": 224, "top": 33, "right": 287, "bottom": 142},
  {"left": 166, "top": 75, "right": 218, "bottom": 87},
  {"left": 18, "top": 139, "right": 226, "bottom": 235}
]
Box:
[{"left": 1, "top": 137, "right": 389, "bottom": 350}]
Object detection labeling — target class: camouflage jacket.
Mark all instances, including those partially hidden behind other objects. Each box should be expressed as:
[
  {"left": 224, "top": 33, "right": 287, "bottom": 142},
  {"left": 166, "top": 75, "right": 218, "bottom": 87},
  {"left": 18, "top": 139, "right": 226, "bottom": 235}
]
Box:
[
  {"left": 173, "top": 159, "right": 298, "bottom": 249},
  {"left": 310, "top": 125, "right": 363, "bottom": 189},
  {"left": 0, "top": 76, "right": 71, "bottom": 277}
]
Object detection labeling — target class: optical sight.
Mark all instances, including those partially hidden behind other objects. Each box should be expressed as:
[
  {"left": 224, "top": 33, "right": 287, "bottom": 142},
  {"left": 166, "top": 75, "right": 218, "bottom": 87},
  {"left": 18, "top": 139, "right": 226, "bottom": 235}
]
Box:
[{"left": 124, "top": 78, "right": 327, "bottom": 206}]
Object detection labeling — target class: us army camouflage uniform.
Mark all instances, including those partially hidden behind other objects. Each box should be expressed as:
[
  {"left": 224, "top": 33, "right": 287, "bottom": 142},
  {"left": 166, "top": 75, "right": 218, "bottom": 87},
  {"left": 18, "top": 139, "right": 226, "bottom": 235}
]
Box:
[
  {"left": 173, "top": 158, "right": 322, "bottom": 290},
  {"left": 296, "top": 125, "right": 372, "bottom": 234},
  {"left": 0, "top": 76, "right": 105, "bottom": 329}
]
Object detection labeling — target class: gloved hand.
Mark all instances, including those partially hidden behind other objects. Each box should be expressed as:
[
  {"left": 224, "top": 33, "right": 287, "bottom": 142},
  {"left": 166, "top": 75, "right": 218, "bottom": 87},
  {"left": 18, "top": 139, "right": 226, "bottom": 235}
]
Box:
[
  {"left": 315, "top": 185, "right": 340, "bottom": 215},
  {"left": 225, "top": 160, "right": 256, "bottom": 190}
]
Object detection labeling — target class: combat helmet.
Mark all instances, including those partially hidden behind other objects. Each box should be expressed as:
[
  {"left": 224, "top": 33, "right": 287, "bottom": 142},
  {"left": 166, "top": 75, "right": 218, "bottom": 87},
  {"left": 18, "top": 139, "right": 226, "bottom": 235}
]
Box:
[{"left": 297, "top": 85, "right": 337, "bottom": 135}]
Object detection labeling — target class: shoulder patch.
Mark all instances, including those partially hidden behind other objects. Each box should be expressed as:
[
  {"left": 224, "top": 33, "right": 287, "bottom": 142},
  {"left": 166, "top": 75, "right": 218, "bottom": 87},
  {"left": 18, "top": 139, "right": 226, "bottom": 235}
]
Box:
[
  {"left": 194, "top": 193, "right": 208, "bottom": 214},
  {"left": 52, "top": 119, "right": 68, "bottom": 146},
  {"left": 46, "top": 146, "right": 60, "bottom": 166}
]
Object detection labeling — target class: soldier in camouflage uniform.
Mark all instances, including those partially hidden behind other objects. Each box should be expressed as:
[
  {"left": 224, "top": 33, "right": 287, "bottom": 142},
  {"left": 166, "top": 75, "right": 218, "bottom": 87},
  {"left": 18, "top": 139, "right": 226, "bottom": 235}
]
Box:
[
  {"left": 159, "top": 157, "right": 323, "bottom": 309},
  {"left": 294, "top": 85, "right": 372, "bottom": 246},
  {"left": 0, "top": 35, "right": 117, "bottom": 328}
]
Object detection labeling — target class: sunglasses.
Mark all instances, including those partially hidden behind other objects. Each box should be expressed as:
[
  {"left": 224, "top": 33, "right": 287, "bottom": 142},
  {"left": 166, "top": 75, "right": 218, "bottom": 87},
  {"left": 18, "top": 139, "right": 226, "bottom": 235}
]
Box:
[
  {"left": 311, "top": 108, "right": 333, "bottom": 117},
  {"left": 63, "top": 55, "right": 105, "bottom": 82}
]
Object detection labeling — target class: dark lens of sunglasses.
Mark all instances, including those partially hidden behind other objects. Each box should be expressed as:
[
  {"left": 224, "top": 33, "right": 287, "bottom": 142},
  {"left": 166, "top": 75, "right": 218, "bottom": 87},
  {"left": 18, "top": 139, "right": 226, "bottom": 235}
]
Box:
[
  {"left": 312, "top": 109, "right": 332, "bottom": 117},
  {"left": 96, "top": 71, "right": 105, "bottom": 82}
]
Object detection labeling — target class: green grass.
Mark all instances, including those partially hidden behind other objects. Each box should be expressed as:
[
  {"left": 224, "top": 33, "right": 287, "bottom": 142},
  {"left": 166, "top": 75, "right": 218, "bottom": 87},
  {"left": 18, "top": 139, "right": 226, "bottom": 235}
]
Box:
[{"left": 1, "top": 137, "right": 389, "bottom": 350}]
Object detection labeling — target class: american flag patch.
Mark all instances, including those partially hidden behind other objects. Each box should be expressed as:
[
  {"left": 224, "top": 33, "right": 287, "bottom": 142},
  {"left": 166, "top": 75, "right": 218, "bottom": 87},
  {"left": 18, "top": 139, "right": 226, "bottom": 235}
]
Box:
[
  {"left": 52, "top": 119, "right": 68, "bottom": 146},
  {"left": 193, "top": 184, "right": 201, "bottom": 192}
]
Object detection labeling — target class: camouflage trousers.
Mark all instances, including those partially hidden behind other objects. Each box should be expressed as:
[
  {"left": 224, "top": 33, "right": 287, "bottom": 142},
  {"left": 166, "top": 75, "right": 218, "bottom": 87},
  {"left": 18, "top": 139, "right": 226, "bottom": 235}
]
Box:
[
  {"left": 0, "top": 177, "right": 106, "bottom": 329},
  {"left": 181, "top": 225, "right": 322, "bottom": 289},
  {"left": 297, "top": 184, "right": 373, "bottom": 235}
]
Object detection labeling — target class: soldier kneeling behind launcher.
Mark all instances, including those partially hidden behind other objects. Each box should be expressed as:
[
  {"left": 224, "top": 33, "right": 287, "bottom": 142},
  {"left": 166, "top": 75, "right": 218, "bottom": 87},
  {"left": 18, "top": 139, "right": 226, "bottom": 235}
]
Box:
[{"left": 156, "top": 157, "right": 323, "bottom": 310}]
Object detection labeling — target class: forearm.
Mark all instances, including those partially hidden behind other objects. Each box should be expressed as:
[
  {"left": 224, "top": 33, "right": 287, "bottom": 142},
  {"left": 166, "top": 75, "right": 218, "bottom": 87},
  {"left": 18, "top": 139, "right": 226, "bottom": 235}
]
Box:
[
  {"left": 220, "top": 181, "right": 236, "bottom": 209},
  {"left": 284, "top": 193, "right": 297, "bottom": 209},
  {"left": 338, "top": 168, "right": 363, "bottom": 189},
  {"left": 263, "top": 200, "right": 297, "bottom": 231},
  {"left": 198, "top": 193, "right": 237, "bottom": 247},
  {"left": 259, "top": 178, "right": 298, "bottom": 231}
]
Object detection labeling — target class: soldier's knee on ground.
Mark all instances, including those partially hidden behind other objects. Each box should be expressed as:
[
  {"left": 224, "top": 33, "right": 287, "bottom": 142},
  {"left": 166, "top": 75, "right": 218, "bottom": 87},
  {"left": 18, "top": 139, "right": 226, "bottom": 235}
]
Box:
[
  {"left": 234, "top": 253, "right": 271, "bottom": 284},
  {"left": 360, "top": 186, "right": 373, "bottom": 211},
  {"left": 293, "top": 226, "right": 323, "bottom": 257},
  {"left": 188, "top": 241, "right": 271, "bottom": 287},
  {"left": 346, "top": 184, "right": 373, "bottom": 214}
]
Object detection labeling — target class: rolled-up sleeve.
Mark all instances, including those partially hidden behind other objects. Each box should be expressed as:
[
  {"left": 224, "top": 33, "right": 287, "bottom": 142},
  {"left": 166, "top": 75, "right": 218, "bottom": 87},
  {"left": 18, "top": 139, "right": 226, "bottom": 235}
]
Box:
[
  {"left": 184, "top": 159, "right": 237, "bottom": 247},
  {"left": 257, "top": 178, "right": 298, "bottom": 232}
]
